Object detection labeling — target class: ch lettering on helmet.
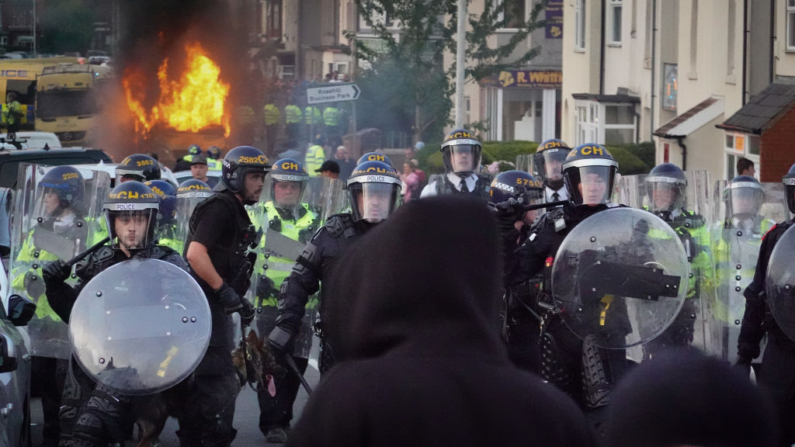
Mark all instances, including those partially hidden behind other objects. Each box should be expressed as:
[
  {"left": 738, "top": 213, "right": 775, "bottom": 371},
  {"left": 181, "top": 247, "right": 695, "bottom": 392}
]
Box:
[
  {"left": 238, "top": 155, "right": 269, "bottom": 165},
  {"left": 179, "top": 184, "right": 211, "bottom": 192},
  {"left": 136, "top": 159, "right": 155, "bottom": 167},
  {"left": 447, "top": 131, "right": 474, "bottom": 141},
  {"left": 109, "top": 191, "right": 156, "bottom": 200},
  {"left": 367, "top": 154, "right": 386, "bottom": 162},
  {"left": 541, "top": 140, "right": 564, "bottom": 150},
  {"left": 150, "top": 186, "right": 165, "bottom": 197},
  {"left": 62, "top": 172, "right": 79, "bottom": 180},
  {"left": 354, "top": 166, "right": 390, "bottom": 176},
  {"left": 281, "top": 161, "right": 299, "bottom": 171}
]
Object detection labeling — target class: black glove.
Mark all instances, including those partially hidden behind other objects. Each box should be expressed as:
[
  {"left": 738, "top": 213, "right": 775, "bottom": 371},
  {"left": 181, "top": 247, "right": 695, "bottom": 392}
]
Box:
[
  {"left": 268, "top": 325, "right": 295, "bottom": 357},
  {"left": 240, "top": 297, "right": 255, "bottom": 326},
  {"left": 214, "top": 283, "right": 243, "bottom": 314},
  {"left": 257, "top": 275, "right": 277, "bottom": 299},
  {"left": 734, "top": 355, "right": 752, "bottom": 378},
  {"left": 42, "top": 260, "right": 71, "bottom": 285},
  {"left": 494, "top": 199, "right": 523, "bottom": 237}
]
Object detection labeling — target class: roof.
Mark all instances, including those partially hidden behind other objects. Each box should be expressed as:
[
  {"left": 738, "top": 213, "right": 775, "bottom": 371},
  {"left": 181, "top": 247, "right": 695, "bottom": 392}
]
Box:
[
  {"left": 654, "top": 97, "right": 724, "bottom": 138},
  {"left": 717, "top": 78, "right": 795, "bottom": 134},
  {"left": 572, "top": 93, "right": 641, "bottom": 103}
]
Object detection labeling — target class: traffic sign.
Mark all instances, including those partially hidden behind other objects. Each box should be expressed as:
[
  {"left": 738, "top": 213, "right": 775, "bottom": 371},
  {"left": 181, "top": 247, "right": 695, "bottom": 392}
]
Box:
[{"left": 306, "top": 83, "right": 361, "bottom": 105}]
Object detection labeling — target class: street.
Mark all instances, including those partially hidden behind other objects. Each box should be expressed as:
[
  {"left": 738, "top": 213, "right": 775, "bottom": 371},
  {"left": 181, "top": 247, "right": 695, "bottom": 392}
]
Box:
[{"left": 30, "top": 359, "right": 322, "bottom": 447}]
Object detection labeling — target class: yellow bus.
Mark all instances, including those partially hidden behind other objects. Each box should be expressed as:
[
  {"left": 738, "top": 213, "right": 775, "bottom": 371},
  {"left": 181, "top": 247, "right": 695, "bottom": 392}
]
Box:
[{"left": 35, "top": 64, "right": 112, "bottom": 146}]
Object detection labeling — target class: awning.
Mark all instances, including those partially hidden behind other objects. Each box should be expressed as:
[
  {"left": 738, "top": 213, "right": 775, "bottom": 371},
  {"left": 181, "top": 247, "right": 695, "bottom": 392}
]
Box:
[
  {"left": 717, "top": 78, "right": 795, "bottom": 134},
  {"left": 654, "top": 97, "right": 724, "bottom": 138}
]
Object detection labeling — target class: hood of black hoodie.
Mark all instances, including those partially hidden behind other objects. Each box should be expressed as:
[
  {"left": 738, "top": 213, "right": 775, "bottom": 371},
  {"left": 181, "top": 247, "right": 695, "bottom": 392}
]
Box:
[{"left": 324, "top": 196, "right": 506, "bottom": 363}]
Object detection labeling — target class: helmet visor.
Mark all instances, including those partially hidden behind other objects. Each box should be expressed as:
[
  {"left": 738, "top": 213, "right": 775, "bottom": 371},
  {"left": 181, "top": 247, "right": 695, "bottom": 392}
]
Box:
[
  {"left": 106, "top": 209, "right": 157, "bottom": 250},
  {"left": 728, "top": 186, "right": 763, "bottom": 217},
  {"left": 533, "top": 149, "right": 568, "bottom": 182},
  {"left": 648, "top": 182, "right": 685, "bottom": 213},
  {"left": 566, "top": 166, "right": 615, "bottom": 206},
  {"left": 267, "top": 177, "right": 306, "bottom": 209},
  {"left": 349, "top": 183, "right": 400, "bottom": 223},
  {"left": 444, "top": 144, "right": 482, "bottom": 174}
]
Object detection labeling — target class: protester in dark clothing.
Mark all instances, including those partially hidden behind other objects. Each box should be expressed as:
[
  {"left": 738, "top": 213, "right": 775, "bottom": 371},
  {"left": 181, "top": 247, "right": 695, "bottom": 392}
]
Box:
[
  {"left": 334, "top": 146, "right": 356, "bottom": 181},
  {"left": 603, "top": 348, "right": 778, "bottom": 447},
  {"left": 288, "top": 196, "right": 596, "bottom": 447}
]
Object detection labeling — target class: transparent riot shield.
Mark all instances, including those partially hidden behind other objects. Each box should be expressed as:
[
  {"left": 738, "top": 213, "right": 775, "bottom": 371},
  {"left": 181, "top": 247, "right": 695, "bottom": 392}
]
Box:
[
  {"left": 9, "top": 163, "right": 110, "bottom": 359},
  {"left": 708, "top": 180, "right": 785, "bottom": 362},
  {"left": 244, "top": 176, "right": 338, "bottom": 358},
  {"left": 174, "top": 188, "right": 214, "bottom": 253},
  {"left": 515, "top": 154, "right": 534, "bottom": 174},
  {"left": 616, "top": 171, "right": 716, "bottom": 356},
  {"left": 69, "top": 259, "right": 211, "bottom": 395},
  {"left": 551, "top": 208, "right": 689, "bottom": 350}
]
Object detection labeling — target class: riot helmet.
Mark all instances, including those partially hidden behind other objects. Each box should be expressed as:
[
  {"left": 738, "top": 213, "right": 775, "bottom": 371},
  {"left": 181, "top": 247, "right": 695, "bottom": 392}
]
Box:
[
  {"left": 217, "top": 146, "right": 271, "bottom": 205},
  {"left": 269, "top": 158, "right": 308, "bottom": 209},
  {"left": 490, "top": 170, "right": 545, "bottom": 225},
  {"left": 562, "top": 144, "right": 619, "bottom": 207},
  {"left": 357, "top": 152, "right": 393, "bottom": 167},
  {"left": 188, "top": 144, "right": 202, "bottom": 156},
  {"left": 207, "top": 146, "right": 221, "bottom": 160},
  {"left": 36, "top": 166, "right": 85, "bottom": 218},
  {"left": 645, "top": 163, "right": 687, "bottom": 214},
  {"left": 103, "top": 182, "right": 159, "bottom": 251},
  {"left": 441, "top": 129, "right": 482, "bottom": 175},
  {"left": 177, "top": 179, "right": 213, "bottom": 200},
  {"left": 347, "top": 161, "right": 402, "bottom": 223},
  {"left": 783, "top": 163, "right": 795, "bottom": 214},
  {"left": 144, "top": 180, "right": 177, "bottom": 224},
  {"left": 724, "top": 175, "right": 764, "bottom": 219},
  {"left": 116, "top": 154, "right": 161, "bottom": 183},
  {"left": 533, "top": 139, "right": 571, "bottom": 190}
]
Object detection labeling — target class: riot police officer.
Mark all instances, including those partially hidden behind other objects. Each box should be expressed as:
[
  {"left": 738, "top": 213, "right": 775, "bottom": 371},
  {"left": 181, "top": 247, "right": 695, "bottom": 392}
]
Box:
[
  {"left": 642, "top": 163, "right": 712, "bottom": 357},
  {"left": 116, "top": 153, "right": 161, "bottom": 183},
  {"left": 252, "top": 159, "right": 322, "bottom": 442},
  {"left": 489, "top": 170, "right": 545, "bottom": 373},
  {"left": 268, "top": 160, "right": 402, "bottom": 379},
  {"left": 41, "top": 181, "right": 188, "bottom": 447},
  {"left": 183, "top": 145, "right": 269, "bottom": 447},
  {"left": 207, "top": 145, "right": 223, "bottom": 171},
  {"left": 184, "top": 144, "right": 202, "bottom": 163},
  {"left": 509, "top": 144, "right": 628, "bottom": 417},
  {"left": 11, "top": 166, "right": 90, "bottom": 446},
  {"left": 420, "top": 129, "right": 490, "bottom": 200},
  {"left": 144, "top": 180, "right": 181, "bottom": 252},
  {"left": 533, "top": 139, "right": 571, "bottom": 203},
  {"left": 737, "top": 163, "right": 795, "bottom": 446}
]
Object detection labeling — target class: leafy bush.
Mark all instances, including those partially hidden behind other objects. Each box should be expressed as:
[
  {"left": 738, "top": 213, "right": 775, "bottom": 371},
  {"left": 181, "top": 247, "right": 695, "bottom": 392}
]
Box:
[{"left": 608, "top": 146, "right": 649, "bottom": 175}]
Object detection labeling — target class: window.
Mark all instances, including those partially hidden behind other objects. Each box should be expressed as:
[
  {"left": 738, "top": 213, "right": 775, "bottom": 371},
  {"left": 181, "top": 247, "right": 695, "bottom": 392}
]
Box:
[
  {"left": 689, "top": 0, "right": 698, "bottom": 78},
  {"left": 788, "top": 0, "right": 795, "bottom": 50},
  {"left": 496, "top": 0, "right": 526, "bottom": 29},
  {"left": 575, "top": 0, "right": 586, "bottom": 51},
  {"left": 727, "top": 0, "right": 736, "bottom": 77},
  {"left": 724, "top": 132, "right": 760, "bottom": 179},
  {"left": 662, "top": 63, "right": 678, "bottom": 110},
  {"left": 748, "top": 135, "right": 760, "bottom": 156},
  {"left": 608, "top": 0, "right": 622, "bottom": 44},
  {"left": 267, "top": 0, "right": 282, "bottom": 40},
  {"left": 575, "top": 100, "right": 637, "bottom": 145}
]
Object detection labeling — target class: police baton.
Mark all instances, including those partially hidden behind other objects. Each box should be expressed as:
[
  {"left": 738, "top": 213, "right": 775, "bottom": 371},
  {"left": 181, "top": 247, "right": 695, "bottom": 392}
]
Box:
[
  {"left": 285, "top": 353, "right": 313, "bottom": 395},
  {"left": 65, "top": 237, "right": 111, "bottom": 268},
  {"left": 522, "top": 200, "right": 568, "bottom": 211}
]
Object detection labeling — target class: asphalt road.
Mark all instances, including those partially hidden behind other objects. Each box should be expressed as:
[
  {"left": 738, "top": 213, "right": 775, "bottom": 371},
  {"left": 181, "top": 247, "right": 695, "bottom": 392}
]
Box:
[{"left": 31, "top": 358, "right": 322, "bottom": 447}]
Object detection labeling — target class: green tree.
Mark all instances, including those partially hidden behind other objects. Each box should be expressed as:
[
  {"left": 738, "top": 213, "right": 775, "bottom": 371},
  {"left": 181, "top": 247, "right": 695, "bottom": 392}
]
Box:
[
  {"left": 39, "top": 0, "right": 96, "bottom": 55},
  {"left": 349, "top": 0, "right": 545, "bottom": 143}
]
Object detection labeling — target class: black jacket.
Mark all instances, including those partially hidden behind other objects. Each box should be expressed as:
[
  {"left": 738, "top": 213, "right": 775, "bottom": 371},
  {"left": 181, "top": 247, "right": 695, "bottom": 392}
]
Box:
[
  {"left": 739, "top": 220, "right": 794, "bottom": 359},
  {"left": 288, "top": 196, "right": 596, "bottom": 447}
]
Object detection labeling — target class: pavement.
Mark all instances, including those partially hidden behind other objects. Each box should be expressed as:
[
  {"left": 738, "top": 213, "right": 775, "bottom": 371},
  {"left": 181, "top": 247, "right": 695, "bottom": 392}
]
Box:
[{"left": 30, "top": 358, "right": 322, "bottom": 447}]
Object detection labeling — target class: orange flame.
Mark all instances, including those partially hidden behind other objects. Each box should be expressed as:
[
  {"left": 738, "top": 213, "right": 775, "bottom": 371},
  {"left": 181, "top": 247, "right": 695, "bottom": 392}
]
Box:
[{"left": 123, "top": 43, "right": 231, "bottom": 138}]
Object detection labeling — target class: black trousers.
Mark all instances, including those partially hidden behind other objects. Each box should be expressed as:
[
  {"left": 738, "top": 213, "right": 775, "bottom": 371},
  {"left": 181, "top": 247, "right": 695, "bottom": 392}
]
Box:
[
  {"left": 32, "top": 356, "right": 68, "bottom": 444},
  {"left": 760, "top": 336, "right": 795, "bottom": 447},
  {"left": 174, "top": 370, "right": 240, "bottom": 447},
  {"left": 257, "top": 356, "right": 309, "bottom": 433}
]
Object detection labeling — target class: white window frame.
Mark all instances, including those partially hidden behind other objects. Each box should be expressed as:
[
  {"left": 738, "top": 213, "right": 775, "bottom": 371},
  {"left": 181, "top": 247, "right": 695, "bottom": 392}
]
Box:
[
  {"left": 788, "top": 0, "right": 795, "bottom": 51},
  {"left": 723, "top": 132, "right": 760, "bottom": 180},
  {"left": 494, "top": 0, "right": 526, "bottom": 32},
  {"left": 607, "top": 0, "right": 623, "bottom": 45},
  {"left": 575, "top": 0, "right": 586, "bottom": 51},
  {"left": 575, "top": 100, "right": 638, "bottom": 145}
]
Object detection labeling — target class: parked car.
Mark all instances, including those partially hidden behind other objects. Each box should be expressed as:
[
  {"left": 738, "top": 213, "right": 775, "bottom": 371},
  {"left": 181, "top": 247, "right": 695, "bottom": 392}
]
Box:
[
  {"left": 0, "top": 148, "right": 111, "bottom": 189},
  {"left": 0, "top": 133, "right": 62, "bottom": 151}
]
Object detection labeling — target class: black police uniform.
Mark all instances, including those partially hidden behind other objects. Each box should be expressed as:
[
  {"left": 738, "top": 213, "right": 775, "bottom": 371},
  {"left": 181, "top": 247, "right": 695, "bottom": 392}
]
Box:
[
  {"left": 432, "top": 174, "right": 491, "bottom": 200},
  {"left": 44, "top": 245, "right": 186, "bottom": 447},
  {"left": 738, "top": 220, "right": 795, "bottom": 445},
  {"left": 275, "top": 213, "right": 374, "bottom": 373},
  {"left": 179, "top": 189, "right": 258, "bottom": 446}
]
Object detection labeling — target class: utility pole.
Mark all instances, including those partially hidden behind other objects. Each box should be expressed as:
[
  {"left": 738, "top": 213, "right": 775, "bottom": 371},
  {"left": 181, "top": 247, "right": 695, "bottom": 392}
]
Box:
[
  {"left": 32, "top": 0, "right": 37, "bottom": 57},
  {"left": 454, "top": 0, "right": 466, "bottom": 129}
]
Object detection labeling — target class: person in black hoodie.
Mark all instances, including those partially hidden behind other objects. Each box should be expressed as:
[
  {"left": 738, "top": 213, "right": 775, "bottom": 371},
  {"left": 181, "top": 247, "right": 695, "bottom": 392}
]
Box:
[{"left": 287, "top": 196, "right": 596, "bottom": 447}]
